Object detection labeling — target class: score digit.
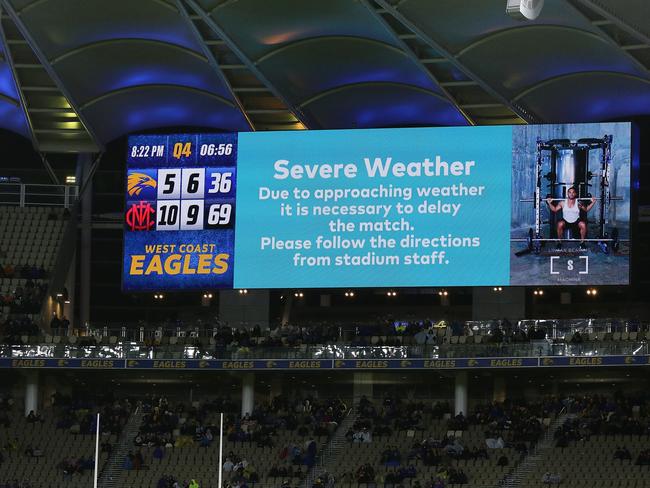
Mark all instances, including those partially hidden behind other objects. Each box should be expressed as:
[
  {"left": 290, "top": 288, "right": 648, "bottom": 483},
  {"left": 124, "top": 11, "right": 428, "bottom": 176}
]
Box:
[
  {"left": 157, "top": 169, "right": 181, "bottom": 199},
  {"left": 182, "top": 168, "right": 205, "bottom": 198},
  {"left": 156, "top": 200, "right": 180, "bottom": 231},
  {"left": 180, "top": 200, "right": 205, "bottom": 230},
  {"left": 208, "top": 171, "right": 233, "bottom": 194},
  {"left": 207, "top": 203, "right": 232, "bottom": 227}
]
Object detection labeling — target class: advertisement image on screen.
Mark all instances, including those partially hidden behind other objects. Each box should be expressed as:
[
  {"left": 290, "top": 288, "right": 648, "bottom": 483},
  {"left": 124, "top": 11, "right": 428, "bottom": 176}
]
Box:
[
  {"left": 510, "top": 122, "right": 630, "bottom": 286},
  {"left": 122, "top": 123, "right": 631, "bottom": 292}
]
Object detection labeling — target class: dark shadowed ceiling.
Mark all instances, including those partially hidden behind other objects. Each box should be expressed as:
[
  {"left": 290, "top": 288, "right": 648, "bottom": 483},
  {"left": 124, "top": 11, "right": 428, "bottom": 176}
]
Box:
[{"left": 1, "top": 0, "right": 649, "bottom": 153}]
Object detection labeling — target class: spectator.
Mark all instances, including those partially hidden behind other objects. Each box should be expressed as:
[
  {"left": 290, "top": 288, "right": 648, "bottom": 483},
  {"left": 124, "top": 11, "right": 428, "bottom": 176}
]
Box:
[{"left": 542, "top": 472, "right": 562, "bottom": 485}]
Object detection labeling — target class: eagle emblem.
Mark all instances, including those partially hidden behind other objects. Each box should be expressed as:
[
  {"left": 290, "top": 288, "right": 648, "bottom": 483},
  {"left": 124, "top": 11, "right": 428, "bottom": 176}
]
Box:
[{"left": 127, "top": 172, "right": 157, "bottom": 196}]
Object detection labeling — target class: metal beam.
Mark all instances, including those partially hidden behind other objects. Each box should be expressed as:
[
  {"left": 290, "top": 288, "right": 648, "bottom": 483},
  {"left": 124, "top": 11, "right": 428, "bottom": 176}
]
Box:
[
  {"left": 78, "top": 83, "right": 237, "bottom": 111},
  {"left": 21, "top": 86, "right": 59, "bottom": 92},
  {"left": 25, "top": 107, "right": 77, "bottom": 113},
  {"left": 568, "top": 0, "right": 650, "bottom": 78},
  {"left": 78, "top": 151, "right": 104, "bottom": 199},
  {"left": 375, "top": 0, "right": 538, "bottom": 123},
  {"left": 576, "top": 0, "right": 650, "bottom": 45},
  {"left": 360, "top": 0, "right": 475, "bottom": 125},
  {"left": 0, "top": 0, "right": 102, "bottom": 150},
  {"left": 39, "top": 154, "right": 60, "bottom": 185},
  {"left": 185, "top": 0, "right": 314, "bottom": 129},
  {"left": 0, "top": 92, "right": 19, "bottom": 106},
  {"left": 455, "top": 24, "right": 608, "bottom": 58},
  {"left": 50, "top": 37, "right": 207, "bottom": 65},
  {"left": 174, "top": 0, "right": 254, "bottom": 130},
  {"left": 254, "top": 35, "right": 407, "bottom": 64},
  {"left": 0, "top": 6, "right": 40, "bottom": 152},
  {"left": 298, "top": 81, "right": 451, "bottom": 108},
  {"left": 512, "top": 70, "right": 650, "bottom": 102}
]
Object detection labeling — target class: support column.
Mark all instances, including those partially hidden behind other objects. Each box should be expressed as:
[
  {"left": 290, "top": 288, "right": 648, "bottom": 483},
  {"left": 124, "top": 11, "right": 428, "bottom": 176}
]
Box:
[
  {"left": 493, "top": 376, "right": 507, "bottom": 403},
  {"left": 281, "top": 291, "right": 293, "bottom": 325},
  {"left": 79, "top": 154, "right": 93, "bottom": 327},
  {"left": 219, "top": 290, "right": 270, "bottom": 328},
  {"left": 241, "top": 373, "right": 255, "bottom": 417},
  {"left": 353, "top": 372, "right": 373, "bottom": 402},
  {"left": 269, "top": 376, "right": 283, "bottom": 402},
  {"left": 454, "top": 371, "right": 468, "bottom": 416},
  {"left": 24, "top": 370, "right": 39, "bottom": 416},
  {"left": 472, "top": 287, "right": 526, "bottom": 321}
]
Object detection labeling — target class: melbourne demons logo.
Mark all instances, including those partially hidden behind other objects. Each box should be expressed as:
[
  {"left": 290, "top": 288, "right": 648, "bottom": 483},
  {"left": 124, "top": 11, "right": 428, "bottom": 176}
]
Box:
[
  {"left": 127, "top": 172, "right": 157, "bottom": 196},
  {"left": 126, "top": 201, "right": 155, "bottom": 231}
]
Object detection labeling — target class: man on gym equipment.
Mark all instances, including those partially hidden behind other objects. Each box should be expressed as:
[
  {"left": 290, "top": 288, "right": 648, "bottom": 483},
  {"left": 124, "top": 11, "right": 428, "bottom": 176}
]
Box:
[{"left": 546, "top": 186, "right": 596, "bottom": 250}]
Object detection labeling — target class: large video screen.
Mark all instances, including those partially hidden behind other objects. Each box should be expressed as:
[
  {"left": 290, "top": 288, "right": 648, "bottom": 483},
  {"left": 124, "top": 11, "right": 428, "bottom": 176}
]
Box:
[{"left": 123, "top": 123, "right": 631, "bottom": 291}]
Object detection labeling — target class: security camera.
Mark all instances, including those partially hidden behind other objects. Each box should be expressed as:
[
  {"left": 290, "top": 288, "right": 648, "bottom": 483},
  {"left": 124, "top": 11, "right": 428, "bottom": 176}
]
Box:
[{"left": 506, "top": 0, "right": 544, "bottom": 20}]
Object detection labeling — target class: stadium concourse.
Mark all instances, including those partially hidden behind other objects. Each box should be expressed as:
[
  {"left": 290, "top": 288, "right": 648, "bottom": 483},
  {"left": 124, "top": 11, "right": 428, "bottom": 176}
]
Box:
[{"left": 2, "top": 1, "right": 650, "bottom": 488}]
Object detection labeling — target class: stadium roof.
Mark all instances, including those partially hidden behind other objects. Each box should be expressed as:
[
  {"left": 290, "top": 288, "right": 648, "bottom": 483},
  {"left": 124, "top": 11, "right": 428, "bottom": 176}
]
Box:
[{"left": 1, "top": 0, "right": 649, "bottom": 152}]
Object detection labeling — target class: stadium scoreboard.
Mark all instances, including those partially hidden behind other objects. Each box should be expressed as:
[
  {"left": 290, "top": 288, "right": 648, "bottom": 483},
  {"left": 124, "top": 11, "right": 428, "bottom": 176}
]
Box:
[{"left": 123, "top": 124, "right": 632, "bottom": 291}]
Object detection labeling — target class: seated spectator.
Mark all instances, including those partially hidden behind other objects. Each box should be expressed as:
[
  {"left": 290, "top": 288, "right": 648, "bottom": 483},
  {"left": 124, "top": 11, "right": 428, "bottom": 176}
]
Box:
[
  {"left": 444, "top": 438, "right": 464, "bottom": 458},
  {"left": 25, "top": 410, "right": 43, "bottom": 423},
  {"left": 542, "top": 472, "right": 562, "bottom": 485},
  {"left": 486, "top": 436, "right": 505, "bottom": 449},
  {"left": 153, "top": 445, "right": 165, "bottom": 460},
  {"left": 123, "top": 452, "right": 134, "bottom": 470},
  {"left": 614, "top": 446, "right": 632, "bottom": 461},
  {"left": 636, "top": 449, "right": 650, "bottom": 466},
  {"left": 356, "top": 463, "right": 375, "bottom": 484},
  {"left": 449, "top": 467, "right": 468, "bottom": 484},
  {"left": 352, "top": 427, "right": 372, "bottom": 443},
  {"left": 380, "top": 446, "right": 401, "bottom": 466}
]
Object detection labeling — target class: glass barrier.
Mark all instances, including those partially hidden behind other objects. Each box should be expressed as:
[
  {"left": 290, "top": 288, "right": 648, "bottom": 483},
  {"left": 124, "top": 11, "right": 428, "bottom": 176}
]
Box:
[
  {"left": 1, "top": 340, "right": 648, "bottom": 361},
  {"left": 82, "top": 317, "right": 649, "bottom": 344}
]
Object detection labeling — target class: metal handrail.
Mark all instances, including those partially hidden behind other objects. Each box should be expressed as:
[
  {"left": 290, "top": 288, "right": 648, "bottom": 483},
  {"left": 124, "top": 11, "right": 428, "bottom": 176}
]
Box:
[{"left": 0, "top": 182, "right": 78, "bottom": 207}]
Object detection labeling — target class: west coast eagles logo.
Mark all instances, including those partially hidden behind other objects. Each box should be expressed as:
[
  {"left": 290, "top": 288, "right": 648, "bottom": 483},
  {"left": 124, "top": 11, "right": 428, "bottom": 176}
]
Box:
[{"left": 127, "top": 172, "right": 157, "bottom": 196}]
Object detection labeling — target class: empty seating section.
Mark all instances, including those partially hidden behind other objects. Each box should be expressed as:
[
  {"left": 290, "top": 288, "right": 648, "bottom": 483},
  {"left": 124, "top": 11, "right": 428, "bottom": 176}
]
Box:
[{"left": 0, "top": 206, "right": 67, "bottom": 320}]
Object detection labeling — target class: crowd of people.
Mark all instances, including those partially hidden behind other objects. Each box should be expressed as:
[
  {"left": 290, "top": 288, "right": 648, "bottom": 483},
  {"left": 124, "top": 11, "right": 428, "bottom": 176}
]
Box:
[
  {"left": 349, "top": 396, "right": 452, "bottom": 442},
  {"left": 136, "top": 395, "right": 347, "bottom": 488},
  {"left": 53, "top": 393, "right": 131, "bottom": 437},
  {"left": 156, "top": 475, "right": 201, "bottom": 488},
  {"left": 57, "top": 456, "right": 95, "bottom": 476},
  {"left": 0, "top": 282, "right": 46, "bottom": 315},
  {"left": 135, "top": 396, "right": 236, "bottom": 449},
  {"left": 0, "top": 263, "right": 48, "bottom": 281},
  {"left": 336, "top": 396, "right": 573, "bottom": 487},
  {"left": 0, "top": 316, "right": 40, "bottom": 345},
  {"left": 555, "top": 393, "right": 650, "bottom": 447}
]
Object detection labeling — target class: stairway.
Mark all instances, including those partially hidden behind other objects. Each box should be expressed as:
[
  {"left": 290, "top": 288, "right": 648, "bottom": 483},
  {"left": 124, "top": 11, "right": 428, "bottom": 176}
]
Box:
[
  {"left": 98, "top": 406, "right": 144, "bottom": 488},
  {"left": 302, "top": 409, "right": 359, "bottom": 488},
  {"left": 498, "top": 413, "right": 575, "bottom": 488}
]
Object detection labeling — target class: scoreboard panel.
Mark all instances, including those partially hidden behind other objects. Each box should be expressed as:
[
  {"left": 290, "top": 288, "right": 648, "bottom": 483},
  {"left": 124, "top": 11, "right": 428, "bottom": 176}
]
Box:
[
  {"left": 123, "top": 123, "right": 632, "bottom": 292},
  {"left": 124, "top": 134, "right": 237, "bottom": 291}
]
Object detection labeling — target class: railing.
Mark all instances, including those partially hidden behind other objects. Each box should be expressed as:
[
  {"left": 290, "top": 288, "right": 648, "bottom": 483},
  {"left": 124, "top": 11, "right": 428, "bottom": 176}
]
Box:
[
  {"left": 0, "top": 182, "right": 78, "bottom": 207},
  {"left": 1, "top": 340, "right": 648, "bottom": 360},
  {"left": 79, "top": 317, "right": 650, "bottom": 344}
]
